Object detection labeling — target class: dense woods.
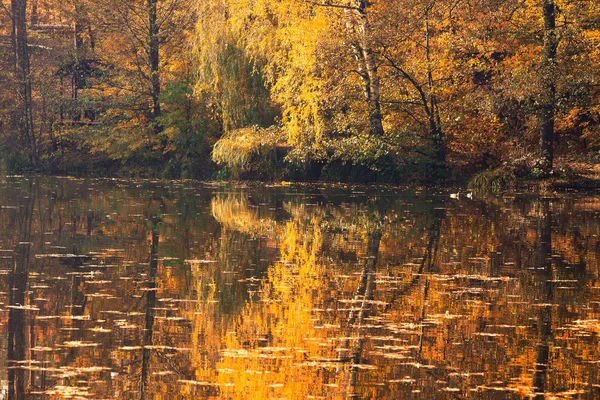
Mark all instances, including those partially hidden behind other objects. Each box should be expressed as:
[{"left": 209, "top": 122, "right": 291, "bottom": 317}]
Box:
[{"left": 0, "top": 0, "right": 599, "bottom": 183}]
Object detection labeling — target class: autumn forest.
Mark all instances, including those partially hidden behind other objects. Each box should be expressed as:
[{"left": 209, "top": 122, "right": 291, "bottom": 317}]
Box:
[{"left": 0, "top": 0, "right": 598, "bottom": 184}]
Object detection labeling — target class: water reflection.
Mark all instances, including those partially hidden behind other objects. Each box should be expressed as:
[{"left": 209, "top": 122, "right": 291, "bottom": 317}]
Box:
[
  {"left": 531, "top": 199, "right": 551, "bottom": 400},
  {"left": 7, "top": 182, "right": 34, "bottom": 400},
  {"left": 140, "top": 217, "right": 160, "bottom": 400},
  {"left": 0, "top": 177, "right": 598, "bottom": 398}
]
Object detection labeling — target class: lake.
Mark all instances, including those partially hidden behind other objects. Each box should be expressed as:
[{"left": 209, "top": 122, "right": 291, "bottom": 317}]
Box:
[{"left": 0, "top": 176, "right": 599, "bottom": 399}]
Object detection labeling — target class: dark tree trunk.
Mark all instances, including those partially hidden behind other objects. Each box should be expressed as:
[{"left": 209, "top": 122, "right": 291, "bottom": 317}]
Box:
[
  {"left": 12, "top": 0, "right": 37, "bottom": 165},
  {"left": 59, "top": 76, "right": 65, "bottom": 122},
  {"left": 148, "top": 0, "right": 162, "bottom": 138},
  {"left": 30, "top": 0, "right": 37, "bottom": 25},
  {"left": 538, "top": 0, "right": 558, "bottom": 175},
  {"left": 73, "top": 0, "right": 84, "bottom": 102},
  {"left": 425, "top": 10, "right": 446, "bottom": 176},
  {"left": 11, "top": 6, "right": 17, "bottom": 69}
]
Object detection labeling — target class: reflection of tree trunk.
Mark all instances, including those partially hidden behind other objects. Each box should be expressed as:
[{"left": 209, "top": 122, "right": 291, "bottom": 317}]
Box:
[
  {"left": 87, "top": 211, "right": 94, "bottom": 237},
  {"left": 66, "top": 267, "right": 88, "bottom": 364},
  {"left": 341, "top": 231, "right": 381, "bottom": 399},
  {"left": 384, "top": 206, "right": 445, "bottom": 313},
  {"left": 417, "top": 208, "right": 444, "bottom": 354},
  {"left": 346, "top": 232, "right": 381, "bottom": 327},
  {"left": 140, "top": 219, "right": 159, "bottom": 400},
  {"left": 8, "top": 185, "right": 35, "bottom": 400},
  {"left": 8, "top": 246, "right": 29, "bottom": 400},
  {"left": 420, "top": 208, "right": 444, "bottom": 276},
  {"left": 533, "top": 200, "right": 553, "bottom": 399}
]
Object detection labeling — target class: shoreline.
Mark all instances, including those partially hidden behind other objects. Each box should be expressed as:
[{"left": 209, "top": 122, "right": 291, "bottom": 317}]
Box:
[{"left": 2, "top": 171, "right": 599, "bottom": 197}]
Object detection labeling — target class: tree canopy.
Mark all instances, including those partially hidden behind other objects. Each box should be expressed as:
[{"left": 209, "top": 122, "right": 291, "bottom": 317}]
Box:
[{"left": 0, "top": 0, "right": 599, "bottom": 183}]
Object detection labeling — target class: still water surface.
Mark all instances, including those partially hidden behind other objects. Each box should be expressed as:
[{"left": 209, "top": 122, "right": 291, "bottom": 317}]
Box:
[{"left": 0, "top": 176, "right": 599, "bottom": 399}]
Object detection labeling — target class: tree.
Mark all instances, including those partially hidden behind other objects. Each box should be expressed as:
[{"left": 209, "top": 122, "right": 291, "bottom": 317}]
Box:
[
  {"left": 148, "top": 0, "right": 162, "bottom": 138},
  {"left": 538, "top": 0, "right": 558, "bottom": 175},
  {"left": 378, "top": 0, "right": 449, "bottom": 175},
  {"left": 194, "top": 0, "right": 277, "bottom": 133},
  {"left": 11, "top": 0, "right": 37, "bottom": 164},
  {"left": 344, "top": 0, "right": 384, "bottom": 137},
  {"left": 86, "top": 0, "right": 194, "bottom": 161}
]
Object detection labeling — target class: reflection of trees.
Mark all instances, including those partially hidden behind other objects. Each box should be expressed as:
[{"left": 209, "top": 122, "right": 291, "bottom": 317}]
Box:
[
  {"left": 0, "top": 179, "right": 224, "bottom": 399},
  {"left": 212, "top": 220, "right": 328, "bottom": 398},
  {"left": 417, "top": 209, "right": 444, "bottom": 355},
  {"left": 1, "top": 180, "right": 600, "bottom": 398},
  {"left": 64, "top": 250, "right": 90, "bottom": 371},
  {"left": 383, "top": 206, "right": 444, "bottom": 315},
  {"left": 206, "top": 192, "right": 450, "bottom": 398},
  {"left": 140, "top": 218, "right": 160, "bottom": 400},
  {"left": 341, "top": 231, "right": 381, "bottom": 399},
  {"left": 208, "top": 193, "right": 282, "bottom": 319},
  {"left": 8, "top": 182, "right": 35, "bottom": 400},
  {"left": 211, "top": 194, "right": 277, "bottom": 236},
  {"left": 532, "top": 199, "right": 553, "bottom": 399},
  {"left": 206, "top": 190, "right": 600, "bottom": 398}
]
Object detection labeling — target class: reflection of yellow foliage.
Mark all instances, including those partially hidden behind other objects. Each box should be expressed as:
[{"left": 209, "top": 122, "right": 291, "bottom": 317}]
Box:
[
  {"left": 211, "top": 194, "right": 277, "bottom": 236},
  {"left": 215, "top": 221, "right": 348, "bottom": 399},
  {"left": 188, "top": 268, "right": 221, "bottom": 391},
  {"left": 12, "top": 181, "right": 600, "bottom": 399}
]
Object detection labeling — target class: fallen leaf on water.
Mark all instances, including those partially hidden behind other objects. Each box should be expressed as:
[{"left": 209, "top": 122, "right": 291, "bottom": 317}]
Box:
[
  {"left": 178, "top": 380, "right": 213, "bottom": 386},
  {"left": 59, "top": 341, "right": 99, "bottom": 348}
]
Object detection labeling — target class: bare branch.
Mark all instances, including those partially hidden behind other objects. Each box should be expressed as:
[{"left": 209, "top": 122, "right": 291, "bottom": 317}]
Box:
[{"left": 0, "top": 0, "right": 13, "bottom": 20}]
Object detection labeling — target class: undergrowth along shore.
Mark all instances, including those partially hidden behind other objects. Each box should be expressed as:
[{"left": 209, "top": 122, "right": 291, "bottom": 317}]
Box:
[{"left": 2, "top": 152, "right": 600, "bottom": 197}]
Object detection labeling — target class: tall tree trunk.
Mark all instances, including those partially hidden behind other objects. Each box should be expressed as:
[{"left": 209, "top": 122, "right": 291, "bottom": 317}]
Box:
[
  {"left": 73, "top": 0, "right": 84, "bottom": 102},
  {"left": 345, "top": 0, "right": 384, "bottom": 137},
  {"left": 30, "top": 0, "right": 37, "bottom": 25},
  {"left": 11, "top": 6, "right": 17, "bottom": 70},
  {"left": 71, "top": 0, "right": 84, "bottom": 123},
  {"left": 424, "top": 9, "right": 445, "bottom": 173},
  {"left": 539, "top": 0, "right": 558, "bottom": 175},
  {"left": 12, "top": 0, "right": 37, "bottom": 165},
  {"left": 59, "top": 76, "right": 65, "bottom": 122},
  {"left": 148, "top": 0, "right": 162, "bottom": 138}
]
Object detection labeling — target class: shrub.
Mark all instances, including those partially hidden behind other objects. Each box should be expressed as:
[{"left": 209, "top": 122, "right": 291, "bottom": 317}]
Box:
[
  {"left": 212, "top": 126, "right": 286, "bottom": 178},
  {"left": 468, "top": 167, "right": 516, "bottom": 195}
]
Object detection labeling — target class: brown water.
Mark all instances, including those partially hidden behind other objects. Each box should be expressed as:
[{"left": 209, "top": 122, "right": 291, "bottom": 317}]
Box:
[{"left": 0, "top": 176, "right": 599, "bottom": 399}]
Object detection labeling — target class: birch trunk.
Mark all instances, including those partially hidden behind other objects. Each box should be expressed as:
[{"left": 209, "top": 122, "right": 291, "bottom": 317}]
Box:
[{"left": 345, "top": 0, "right": 384, "bottom": 137}]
